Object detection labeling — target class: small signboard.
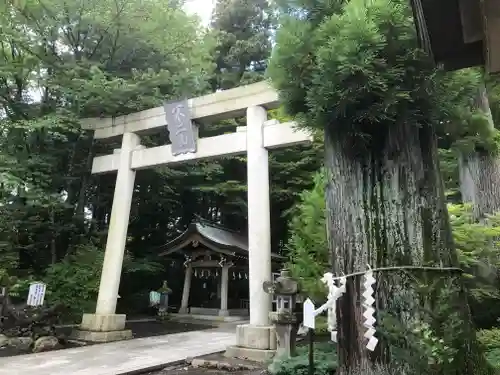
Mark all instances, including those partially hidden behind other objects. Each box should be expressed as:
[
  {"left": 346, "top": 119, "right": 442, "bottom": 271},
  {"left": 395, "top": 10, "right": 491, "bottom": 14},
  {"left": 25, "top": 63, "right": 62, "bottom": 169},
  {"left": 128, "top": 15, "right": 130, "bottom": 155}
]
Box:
[
  {"left": 303, "top": 298, "right": 316, "bottom": 329},
  {"left": 163, "top": 99, "right": 197, "bottom": 156},
  {"left": 26, "top": 282, "right": 46, "bottom": 307},
  {"left": 149, "top": 291, "right": 161, "bottom": 306}
]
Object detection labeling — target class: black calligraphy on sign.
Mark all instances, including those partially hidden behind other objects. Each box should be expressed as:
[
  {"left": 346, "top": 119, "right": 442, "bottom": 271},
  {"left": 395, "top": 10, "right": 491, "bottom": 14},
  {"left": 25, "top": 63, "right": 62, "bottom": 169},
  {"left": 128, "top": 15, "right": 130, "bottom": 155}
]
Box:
[{"left": 163, "top": 99, "right": 197, "bottom": 156}]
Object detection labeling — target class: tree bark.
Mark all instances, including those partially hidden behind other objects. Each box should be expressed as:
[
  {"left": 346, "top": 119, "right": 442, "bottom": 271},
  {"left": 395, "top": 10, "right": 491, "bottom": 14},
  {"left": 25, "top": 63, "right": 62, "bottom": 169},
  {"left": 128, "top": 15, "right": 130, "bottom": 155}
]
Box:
[
  {"left": 459, "top": 83, "right": 500, "bottom": 219},
  {"left": 50, "top": 208, "right": 57, "bottom": 265},
  {"left": 324, "top": 119, "right": 489, "bottom": 374}
]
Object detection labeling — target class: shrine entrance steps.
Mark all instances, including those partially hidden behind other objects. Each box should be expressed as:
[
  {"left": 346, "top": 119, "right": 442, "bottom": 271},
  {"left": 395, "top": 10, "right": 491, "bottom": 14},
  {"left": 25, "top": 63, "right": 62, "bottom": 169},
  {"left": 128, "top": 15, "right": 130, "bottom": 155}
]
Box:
[{"left": 0, "top": 328, "right": 236, "bottom": 375}]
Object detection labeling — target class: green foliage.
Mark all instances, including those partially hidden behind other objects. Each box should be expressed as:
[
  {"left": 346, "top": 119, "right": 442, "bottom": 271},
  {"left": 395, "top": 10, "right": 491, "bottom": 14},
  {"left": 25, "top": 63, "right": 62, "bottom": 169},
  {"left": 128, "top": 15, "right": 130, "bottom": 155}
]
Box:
[
  {"left": 450, "top": 116, "right": 500, "bottom": 156},
  {"left": 269, "top": 342, "right": 337, "bottom": 375},
  {"left": 439, "top": 149, "right": 461, "bottom": 202},
  {"left": 436, "top": 68, "right": 500, "bottom": 155},
  {"left": 487, "top": 74, "right": 500, "bottom": 127},
  {"left": 42, "top": 244, "right": 163, "bottom": 322},
  {"left": 380, "top": 314, "right": 457, "bottom": 370},
  {"left": 484, "top": 349, "right": 500, "bottom": 370},
  {"left": 286, "top": 170, "right": 328, "bottom": 301},
  {"left": 0, "top": 269, "right": 13, "bottom": 287},
  {"left": 42, "top": 245, "right": 103, "bottom": 320},
  {"left": 477, "top": 328, "right": 500, "bottom": 349},
  {"left": 0, "top": 0, "right": 214, "bottom": 283},
  {"left": 477, "top": 329, "right": 500, "bottom": 369},
  {"left": 448, "top": 204, "right": 500, "bottom": 301},
  {"left": 411, "top": 322, "right": 456, "bottom": 365},
  {"left": 315, "top": 315, "right": 329, "bottom": 334},
  {"left": 210, "top": 0, "right": 273, "bottom": 89},
  {"left": 376, "top": 271, "right": 496, "bottom": 375},
  {"left": 268, "top": 0, "right": 438, "bottom": 138}
]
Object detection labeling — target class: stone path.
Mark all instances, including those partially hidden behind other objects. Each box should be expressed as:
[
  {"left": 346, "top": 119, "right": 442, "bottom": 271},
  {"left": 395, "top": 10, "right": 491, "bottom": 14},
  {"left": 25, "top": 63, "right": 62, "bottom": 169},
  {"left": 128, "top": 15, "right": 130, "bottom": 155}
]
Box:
[{"left": 0, "top": 328, "right": 236, "bottom": 375}]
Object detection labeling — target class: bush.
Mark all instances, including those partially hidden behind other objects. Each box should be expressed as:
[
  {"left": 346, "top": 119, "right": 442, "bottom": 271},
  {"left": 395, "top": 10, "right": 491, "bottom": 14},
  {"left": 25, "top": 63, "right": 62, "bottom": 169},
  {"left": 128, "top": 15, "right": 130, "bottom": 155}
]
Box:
[
  {"left": 43, "top": 244, "right": 163, "bottom": 322},
  {"left": 269, "top": 342, "right": 337, "bottom": 375},
  {"left": 477, "top": 329, "right": 500, "bottom": 369},
  {"left": 315, "top": 315, "right": 329, "bottom": 335},
  {"left": 484, "top": 349, "right": 500, "bottom": 370},
  {"left": 448, "top": 204, "right": 500, "bottom": 300},
  {"left": 477, "top": 328, "right": 500, "bottom": 349}
]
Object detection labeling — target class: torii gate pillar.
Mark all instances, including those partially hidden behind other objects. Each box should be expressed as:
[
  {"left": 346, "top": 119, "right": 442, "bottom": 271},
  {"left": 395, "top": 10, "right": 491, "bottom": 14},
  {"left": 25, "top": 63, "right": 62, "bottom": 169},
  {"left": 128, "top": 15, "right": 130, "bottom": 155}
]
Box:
[
  {"left": 224, "top": 106, "right": 276, "bottom": 361},
  {"left": 72, "top": 133, "right": 142, "bottom": 342}
]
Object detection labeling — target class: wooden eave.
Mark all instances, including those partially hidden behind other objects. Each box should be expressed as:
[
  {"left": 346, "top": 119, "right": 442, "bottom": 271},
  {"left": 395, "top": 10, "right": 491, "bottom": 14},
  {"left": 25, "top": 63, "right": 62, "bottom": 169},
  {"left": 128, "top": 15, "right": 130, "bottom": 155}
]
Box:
[{"left": 409, "top": 0, "right": 500, "bottom": 73}]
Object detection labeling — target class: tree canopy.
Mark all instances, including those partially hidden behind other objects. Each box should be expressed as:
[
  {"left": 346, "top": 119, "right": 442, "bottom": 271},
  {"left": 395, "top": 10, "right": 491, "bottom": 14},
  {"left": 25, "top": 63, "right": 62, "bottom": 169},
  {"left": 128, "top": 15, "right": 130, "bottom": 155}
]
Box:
[{"left": 0, "top": 0, "right": 321, "bottom": 320}]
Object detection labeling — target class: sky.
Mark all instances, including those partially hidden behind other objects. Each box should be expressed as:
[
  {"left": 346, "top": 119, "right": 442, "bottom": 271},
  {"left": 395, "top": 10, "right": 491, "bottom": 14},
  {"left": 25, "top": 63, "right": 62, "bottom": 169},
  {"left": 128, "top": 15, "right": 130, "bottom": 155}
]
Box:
[{"left": 184, "top": 0, "right": 215, "bottom": 26}]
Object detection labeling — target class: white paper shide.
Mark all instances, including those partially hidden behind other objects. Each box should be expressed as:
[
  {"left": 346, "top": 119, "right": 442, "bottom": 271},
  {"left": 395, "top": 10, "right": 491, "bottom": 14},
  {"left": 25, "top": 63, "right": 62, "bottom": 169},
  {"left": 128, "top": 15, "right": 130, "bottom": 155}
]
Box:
[
  {"left": 311, "top": 272, "right": 346, "bottom": 342},
  {"left": 362, "top": 270, "right": 378, "bottom": 351},
  {"left": 303, "top": 270, "right": 378, "bottom": 352}
]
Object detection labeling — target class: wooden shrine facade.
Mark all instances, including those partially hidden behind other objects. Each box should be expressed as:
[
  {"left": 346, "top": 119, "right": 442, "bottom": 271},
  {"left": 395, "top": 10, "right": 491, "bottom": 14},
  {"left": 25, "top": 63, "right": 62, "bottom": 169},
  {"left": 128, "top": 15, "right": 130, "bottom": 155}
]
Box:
[{"left": 160, "top": 221, "right": 284, "bottom": 317}]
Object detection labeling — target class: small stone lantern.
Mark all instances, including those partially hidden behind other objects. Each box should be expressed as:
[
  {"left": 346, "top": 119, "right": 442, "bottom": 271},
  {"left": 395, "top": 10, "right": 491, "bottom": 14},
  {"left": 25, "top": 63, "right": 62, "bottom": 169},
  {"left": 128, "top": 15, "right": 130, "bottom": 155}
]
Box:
[
  {"left": 157, "top": 281, "right": 172, "bottom": 318},
  {"left": 263, "top": 269, "right": 301, "bottom": 369}
]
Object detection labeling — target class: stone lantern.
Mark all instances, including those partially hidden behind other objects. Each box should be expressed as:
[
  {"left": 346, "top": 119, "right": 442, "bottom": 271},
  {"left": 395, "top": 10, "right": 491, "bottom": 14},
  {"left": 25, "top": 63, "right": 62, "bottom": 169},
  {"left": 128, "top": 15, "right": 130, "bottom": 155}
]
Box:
[
  {"left": 157, "top": 281, "right": 172, "bottom": 318},
  {"left": 263, "top": 269, "right": 301, "bottom": 369}
]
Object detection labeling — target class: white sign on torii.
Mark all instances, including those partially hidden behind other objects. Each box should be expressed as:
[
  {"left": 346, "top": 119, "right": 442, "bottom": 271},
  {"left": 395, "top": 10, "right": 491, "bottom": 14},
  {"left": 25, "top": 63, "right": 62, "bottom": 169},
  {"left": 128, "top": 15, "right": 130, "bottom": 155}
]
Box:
[{"left": 78, "top": 81, "right": 313, "bottom": 346}]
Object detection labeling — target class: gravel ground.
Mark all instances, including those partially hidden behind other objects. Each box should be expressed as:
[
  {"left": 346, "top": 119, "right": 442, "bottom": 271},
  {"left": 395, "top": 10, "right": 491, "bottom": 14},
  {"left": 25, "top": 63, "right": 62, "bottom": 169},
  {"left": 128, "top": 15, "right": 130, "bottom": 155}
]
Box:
[
  {"left": 144, "top": 365, "right": 267, "bottom": 375},
  {"left": 142, "top": 351, "right": 268, "bottom": 375}
]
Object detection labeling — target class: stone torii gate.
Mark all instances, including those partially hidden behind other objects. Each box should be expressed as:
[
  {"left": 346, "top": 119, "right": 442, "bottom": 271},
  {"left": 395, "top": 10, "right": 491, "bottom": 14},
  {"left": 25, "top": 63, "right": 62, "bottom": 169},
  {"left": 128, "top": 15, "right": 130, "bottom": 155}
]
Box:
[{"left": 73, "top": 81, "right": 312, "bottom": 359}]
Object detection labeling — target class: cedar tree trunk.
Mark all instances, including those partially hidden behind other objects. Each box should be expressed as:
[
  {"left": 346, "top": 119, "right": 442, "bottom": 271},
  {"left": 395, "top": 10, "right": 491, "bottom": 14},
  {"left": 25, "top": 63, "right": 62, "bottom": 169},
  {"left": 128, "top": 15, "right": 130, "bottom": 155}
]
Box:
[
  {"left": 324, "top": 118, "right": 491, "bottom": 375},
  {"left": 459, "top": 83, "right": 500, "bottom": 219}
]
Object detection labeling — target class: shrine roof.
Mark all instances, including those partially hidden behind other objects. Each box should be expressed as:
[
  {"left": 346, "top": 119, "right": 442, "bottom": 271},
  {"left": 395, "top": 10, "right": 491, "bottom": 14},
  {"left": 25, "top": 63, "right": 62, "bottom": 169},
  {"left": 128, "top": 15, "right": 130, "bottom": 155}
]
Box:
[
  {"left": 159, "top": 221, "right": 284, "bottom": 260},
  {"left": 409, "top": 0, "right": 485, "bottom": 71}
]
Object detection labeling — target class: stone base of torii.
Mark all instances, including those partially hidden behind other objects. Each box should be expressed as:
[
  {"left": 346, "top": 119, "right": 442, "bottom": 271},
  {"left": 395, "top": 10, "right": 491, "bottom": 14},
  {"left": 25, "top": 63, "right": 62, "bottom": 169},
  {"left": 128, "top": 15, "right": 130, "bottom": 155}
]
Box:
[{"left": 72, "top": 81, "right": 312, "bottom": 361}]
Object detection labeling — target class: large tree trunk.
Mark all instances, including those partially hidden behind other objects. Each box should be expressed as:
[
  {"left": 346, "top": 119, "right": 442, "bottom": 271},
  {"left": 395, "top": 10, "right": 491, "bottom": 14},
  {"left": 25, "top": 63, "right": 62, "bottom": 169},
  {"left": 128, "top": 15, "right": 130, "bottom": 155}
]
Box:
[
  {"left": 459, "top": 84, "right": 500, "bottom": 219},
  {"left": 324, "top": 119, "right": 490, "bottom": 374}
]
